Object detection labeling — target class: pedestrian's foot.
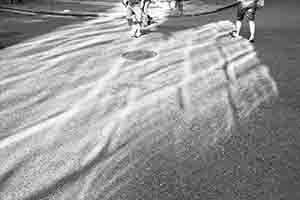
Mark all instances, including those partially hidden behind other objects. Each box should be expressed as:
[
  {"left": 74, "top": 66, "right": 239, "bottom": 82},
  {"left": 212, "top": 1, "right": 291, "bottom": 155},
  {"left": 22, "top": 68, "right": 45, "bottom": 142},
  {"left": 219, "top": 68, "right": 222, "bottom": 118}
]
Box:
[
  {"left": 147, "top": 15, "right": 152, "bottom": 25},
  {"left": 177, "top": 10, "right": 183, "bottom": 16},
  {"left": 231, "top": 31, "right": 239, "bottom": 38},
  {"left": 249, "top": 39, "right": 255, "bottom": 43},
  {"left": 131, "top": 30, "right": 137, "bottom": 38},
  {"left": 135, "top": 30, "right": 142, "bottom": 38}
]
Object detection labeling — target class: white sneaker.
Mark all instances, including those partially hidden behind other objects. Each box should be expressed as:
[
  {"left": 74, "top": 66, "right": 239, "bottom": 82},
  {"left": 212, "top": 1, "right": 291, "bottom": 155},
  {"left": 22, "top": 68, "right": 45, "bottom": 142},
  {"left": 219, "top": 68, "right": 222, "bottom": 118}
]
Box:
[
  {"left": 135, "top": 29, "right": 142, "bottom": 37},
  {"left": 231, "top": 31, "right": 239, "bottom": 37},
  {"left": 131, "top": 24, "right": 142, "bottom": 38}
]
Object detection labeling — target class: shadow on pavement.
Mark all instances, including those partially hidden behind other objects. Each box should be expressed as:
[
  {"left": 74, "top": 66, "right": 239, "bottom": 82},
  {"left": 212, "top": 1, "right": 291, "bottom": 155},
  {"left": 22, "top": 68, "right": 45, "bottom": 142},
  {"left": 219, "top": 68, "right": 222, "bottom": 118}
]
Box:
[
  {"left": 0, "top": 0, "right": 121, "bottom": 49},
  {"left": 143, "top": 0, "right": 237, "bottom": 40},
  {"left": 0, "top": 12, "right": 87, "bottom": 49},
  {"left": 0, "top": 0, "right": 237, "bottom": 49}
]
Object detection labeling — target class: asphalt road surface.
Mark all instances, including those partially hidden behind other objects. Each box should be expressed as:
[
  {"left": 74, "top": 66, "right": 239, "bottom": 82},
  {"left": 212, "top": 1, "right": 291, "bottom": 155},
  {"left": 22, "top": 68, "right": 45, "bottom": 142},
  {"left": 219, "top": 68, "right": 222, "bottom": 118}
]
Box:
[
  {"left": 0, "top": 12, "right": 86, "bottom": 49},
  {"left": 198, "top": 1, "right": 300, "bottom": 199},
  {"left": 0, "top": 0, "right": 299, "bottom": 199},
  {"left": 0, "top": 0, "right": 120, "bottom": 48},
  {"left": 154, "top": 1, "right": 300, "bottom": 198}
]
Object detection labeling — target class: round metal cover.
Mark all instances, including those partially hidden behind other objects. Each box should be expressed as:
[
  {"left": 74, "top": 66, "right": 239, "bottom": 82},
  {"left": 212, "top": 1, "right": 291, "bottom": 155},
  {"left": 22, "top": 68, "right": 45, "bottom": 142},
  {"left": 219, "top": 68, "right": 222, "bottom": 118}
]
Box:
[{"left": 122, "top": 50, "right": 157, "bottom": 61}]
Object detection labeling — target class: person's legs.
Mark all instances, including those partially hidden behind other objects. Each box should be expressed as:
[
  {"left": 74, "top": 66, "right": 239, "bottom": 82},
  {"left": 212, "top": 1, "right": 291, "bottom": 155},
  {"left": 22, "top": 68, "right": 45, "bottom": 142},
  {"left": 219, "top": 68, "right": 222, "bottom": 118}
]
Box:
[
  {"left": 233, "top": 4, "right": 245, "bottom": 37},
  {"left": 130, "top": 18, "right": 138, "bottom": 37},
  {"left": 131, "top": 5, "right": 143, "bottom": 37},
  {"left": 135, "top": 22, "right": 142, "bottom": 37},
  {"left": 246, "top": 8, "right": 257, "bottom": 42},
  {"left": 168, "top": 0, "right": 173, "bottom": 9},
  {"left": 125, "top": 5, "right": 138, "bottom": 37},
  {"left": 126, "top": 5, "right": 134, "bottom": 26},
  {"left": 141, "top": 0, "right": 152, "bottom": 26},
  {"left": 234, "top": 20, "right": 242, "bottom": 36},
  {"left": 248, "top": 20, "right": 255, "bottom": 41},
  {"left": 174, "top": 0, "right": 183, "bottom": 15},
  {"left": 178, "top": 0, "right": 183, "bottom": 15}
]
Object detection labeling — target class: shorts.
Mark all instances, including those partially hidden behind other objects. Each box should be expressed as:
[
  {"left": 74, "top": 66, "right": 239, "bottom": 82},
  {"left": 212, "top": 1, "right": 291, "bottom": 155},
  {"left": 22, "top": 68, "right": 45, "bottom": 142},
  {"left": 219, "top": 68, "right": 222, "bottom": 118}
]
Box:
[
  {"left": 237, "top": 4, "right": 257, "bottom": 21},
  {"left": 126, "top": 5, "right": 143, "bottom": 24}
]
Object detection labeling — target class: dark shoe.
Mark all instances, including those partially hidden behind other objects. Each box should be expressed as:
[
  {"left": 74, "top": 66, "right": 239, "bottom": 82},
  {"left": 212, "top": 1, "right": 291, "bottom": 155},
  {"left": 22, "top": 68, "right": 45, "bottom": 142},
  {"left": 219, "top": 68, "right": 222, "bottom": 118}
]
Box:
[
  {"left": 249, "top": 39, "right": 255, "bottom": 43},
  {"left": 147, "top": 15, "right": 152, "bottom": 25}
]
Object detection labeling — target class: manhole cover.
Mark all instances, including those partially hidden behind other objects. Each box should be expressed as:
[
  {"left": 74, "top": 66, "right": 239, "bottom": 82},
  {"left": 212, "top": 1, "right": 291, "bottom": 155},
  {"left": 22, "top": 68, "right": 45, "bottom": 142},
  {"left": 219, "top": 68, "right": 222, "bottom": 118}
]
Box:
[{"left": 122, "top": 50, "right": 157, "bottom": 61}]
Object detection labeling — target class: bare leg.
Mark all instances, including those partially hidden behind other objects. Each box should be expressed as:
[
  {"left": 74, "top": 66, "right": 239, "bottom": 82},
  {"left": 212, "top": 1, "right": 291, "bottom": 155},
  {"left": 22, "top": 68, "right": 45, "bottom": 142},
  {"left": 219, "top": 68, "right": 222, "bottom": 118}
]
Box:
[
  {"left": 235, "top": 20, "right": 242, "bottom": 36},
  {"left": 135, "top": 22, "right": 142, "bottom": 37},
  {"left": 249, "top": 20, "right": 255, "bottom": 41},
  {"left": 168, "top": 0, "right": 173, "bottom": 9},
  {"left": 130, "top": 6, "right": 143, "bottom": 37},
  {"left": 141, "top": 1, "right": 152, "bottom": 26},
  {"left": 178, "top": 1, "right": 183, "bottom": 15}
]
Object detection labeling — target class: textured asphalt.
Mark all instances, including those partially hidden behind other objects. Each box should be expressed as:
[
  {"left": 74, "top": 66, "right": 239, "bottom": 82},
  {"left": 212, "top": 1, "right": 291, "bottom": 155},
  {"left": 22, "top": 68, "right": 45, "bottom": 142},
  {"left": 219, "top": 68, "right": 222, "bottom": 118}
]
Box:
[
  {"left": 0, "top": 0, "right": 239, "bottom": 17},
  {"left": 151, "top": 2, "right": 300, "bottom": 198},
  {"left": 0, "top": 0, "right": 299, "bottom": 199},
  {"left": 196, "top": 1, "right": 300, "bottom": 199}
]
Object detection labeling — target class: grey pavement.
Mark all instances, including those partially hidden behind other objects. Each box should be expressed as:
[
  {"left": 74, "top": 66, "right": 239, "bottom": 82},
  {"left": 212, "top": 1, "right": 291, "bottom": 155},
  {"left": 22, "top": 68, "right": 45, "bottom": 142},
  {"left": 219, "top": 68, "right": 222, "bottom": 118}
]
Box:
[
  {"left": 0, "top": 17, "right": 277, "bottom": 199},
  {"left": 0, "top": 0, "right": 237, "bottom": 17},
  {"left": 0, "top": 0, "right": 119, "bottom": 15},
  {"left": 0, "top": 0, "right": 300, "bottom": 199},
  {"left": 0, "top": 0, "right": 237, "bottom": 49}
]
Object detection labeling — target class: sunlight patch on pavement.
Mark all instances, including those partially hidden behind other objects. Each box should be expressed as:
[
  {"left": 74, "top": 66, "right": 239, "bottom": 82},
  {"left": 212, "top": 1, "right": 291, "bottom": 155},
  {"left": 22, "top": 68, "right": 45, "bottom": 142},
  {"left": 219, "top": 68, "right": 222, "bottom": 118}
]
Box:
[{"left": 0, "top": 17, "right": 278, "bottom": 200}]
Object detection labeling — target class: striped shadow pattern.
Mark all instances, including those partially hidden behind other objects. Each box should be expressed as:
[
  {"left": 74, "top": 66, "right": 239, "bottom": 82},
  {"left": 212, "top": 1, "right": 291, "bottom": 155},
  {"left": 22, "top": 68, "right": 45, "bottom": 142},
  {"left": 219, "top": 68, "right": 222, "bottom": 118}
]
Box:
[{"left": 0, "top": 19, "right": 277, "bottom": 200}]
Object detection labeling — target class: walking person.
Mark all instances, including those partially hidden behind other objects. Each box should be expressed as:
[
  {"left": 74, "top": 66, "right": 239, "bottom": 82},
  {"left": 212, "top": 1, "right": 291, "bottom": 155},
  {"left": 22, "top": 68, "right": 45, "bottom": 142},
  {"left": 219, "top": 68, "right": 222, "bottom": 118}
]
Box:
[
  {"left": 167, "top": 0, "right": 183, "bottom": 16},
  {"left": 174, "top": 0, "right": 183, "bottom": 16},
  {"left": 232, "top": 0, "right": 264, "bottom": 43},
  {"left": 123, "top": 0, "right": 143, "bottom": 37},
  {"left": 140, "top": 0, "right": 153, "bottom": 26}
]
